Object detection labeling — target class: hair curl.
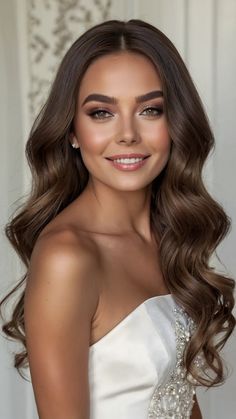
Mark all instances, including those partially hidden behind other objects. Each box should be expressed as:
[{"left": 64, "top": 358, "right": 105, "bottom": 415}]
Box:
[{"left": 0, "top": 19, "right": 235, "bottom": 385}]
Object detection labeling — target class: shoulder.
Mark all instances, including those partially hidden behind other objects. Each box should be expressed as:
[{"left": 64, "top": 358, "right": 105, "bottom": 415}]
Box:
[
  {"left": 32, "top": 225, "right": 100, "bottom": 268},
  {"left": 26, "top": 226, "right": 101, "bottom": 326},
  {"left": 33, "top": 224, "right": 101, "bottom": 273}
]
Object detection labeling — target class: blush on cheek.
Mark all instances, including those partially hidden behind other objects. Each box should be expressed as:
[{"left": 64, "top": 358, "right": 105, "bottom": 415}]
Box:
[
  {"left": 75, "top": 118, "right": 115, "bottom": 152},
  {"left": 140, "top": 118, "right": 170, "bottom": 148},
  {"left": 151, "top": 131, "right": 171, "bottom": 152},
  {"left": 160, "top": 135, "right": 171, "bottom": 151}
]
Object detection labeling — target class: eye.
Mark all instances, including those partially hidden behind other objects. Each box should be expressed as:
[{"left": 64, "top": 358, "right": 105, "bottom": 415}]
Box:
[
  {"left": 141, "top": 106, "right": 163, "bottom": 117},
  {"left": 88, "top": 109, "right": 113, "bottom": 119}
]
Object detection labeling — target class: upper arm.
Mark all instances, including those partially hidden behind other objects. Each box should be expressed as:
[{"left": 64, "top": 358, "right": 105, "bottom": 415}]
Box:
[{"left": 24, "top": 232, "right": 99, "bottom": 419}]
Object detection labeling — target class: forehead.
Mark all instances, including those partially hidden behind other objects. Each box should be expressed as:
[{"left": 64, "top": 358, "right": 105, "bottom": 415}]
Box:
[{"left": 78, "top": 52, "right": 162, "bottom": 101}]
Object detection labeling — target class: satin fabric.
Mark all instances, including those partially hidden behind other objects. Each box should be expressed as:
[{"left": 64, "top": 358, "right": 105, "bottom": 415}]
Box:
[{"left": 88, "top": 294, "right": 184, "bottom": 419}]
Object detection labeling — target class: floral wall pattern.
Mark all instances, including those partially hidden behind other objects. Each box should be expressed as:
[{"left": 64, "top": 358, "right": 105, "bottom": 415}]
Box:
[{"left": 27, "top": 0, "right": 112, "bottom": 119}]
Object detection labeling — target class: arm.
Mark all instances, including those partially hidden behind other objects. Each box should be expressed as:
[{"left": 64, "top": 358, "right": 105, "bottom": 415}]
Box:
[
  {"left": 191, "top": 394, "right": 202, "bottom": 419},
  {"left": 24, "top": 231, "right": 99, "bottom": 419}
]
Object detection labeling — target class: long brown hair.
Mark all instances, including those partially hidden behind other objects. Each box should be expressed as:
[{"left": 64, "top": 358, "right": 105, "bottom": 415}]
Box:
[{"left": 0, "top": 19, "right": 235, "bottom": 385}]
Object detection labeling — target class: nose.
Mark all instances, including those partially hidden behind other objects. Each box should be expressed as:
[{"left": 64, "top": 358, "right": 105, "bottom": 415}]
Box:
[{"left": 117, "top": 115, "right": 139, "bottom": 145}]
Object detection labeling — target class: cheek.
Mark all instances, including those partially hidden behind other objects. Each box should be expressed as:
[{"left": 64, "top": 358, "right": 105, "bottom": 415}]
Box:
[
  {"left": 142, "top": 121, "right": 171, "bottom": 152},
  {"left": 75, "top": 117, "right": 113, "bottom": 152}
]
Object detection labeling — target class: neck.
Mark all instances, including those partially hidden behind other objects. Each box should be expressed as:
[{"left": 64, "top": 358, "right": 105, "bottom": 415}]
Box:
[{"left": 81, "top": 177, "right": 154, "bottom": 242}]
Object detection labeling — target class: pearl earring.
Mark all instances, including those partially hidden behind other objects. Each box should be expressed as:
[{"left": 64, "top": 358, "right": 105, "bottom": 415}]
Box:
[{"left": 71, "top": 143, "right": 79, "bottom": 149}]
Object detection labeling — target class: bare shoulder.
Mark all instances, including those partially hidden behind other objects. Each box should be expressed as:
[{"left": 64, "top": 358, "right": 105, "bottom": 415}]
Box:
[
  {"left": 33, "top": 224, "right": 100, "bottom": 268},
  {"left": 24, "top": 227, "right": 100, "bottom": 419},
  {"left": 27, "top": 227, "right": 100, "bottom": 321}
]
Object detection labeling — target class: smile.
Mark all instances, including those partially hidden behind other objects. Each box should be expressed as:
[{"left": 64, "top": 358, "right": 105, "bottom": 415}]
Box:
[{"left": 106, "top": 156, "right": 150, "bottom": 171}]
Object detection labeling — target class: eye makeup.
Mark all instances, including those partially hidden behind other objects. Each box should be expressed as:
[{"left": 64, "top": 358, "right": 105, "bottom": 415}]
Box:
[{"left": 86, "top": 103, "right": 164, "bottom": 120}]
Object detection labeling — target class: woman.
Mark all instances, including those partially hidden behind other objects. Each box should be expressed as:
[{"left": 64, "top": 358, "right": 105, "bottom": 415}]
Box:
[{"left": 0, "top": 19, "right": 235, "bottom": 419}]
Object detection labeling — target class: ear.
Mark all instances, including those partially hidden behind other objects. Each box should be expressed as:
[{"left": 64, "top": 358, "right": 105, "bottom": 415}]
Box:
[{"left": 69, "top": 133, "right": 80, "bottom": 149}]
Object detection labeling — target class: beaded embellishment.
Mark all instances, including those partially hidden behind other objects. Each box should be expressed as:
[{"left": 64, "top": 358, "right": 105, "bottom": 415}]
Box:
[{"left": 148, "top": 305, "right": 197, "bottom": 418}]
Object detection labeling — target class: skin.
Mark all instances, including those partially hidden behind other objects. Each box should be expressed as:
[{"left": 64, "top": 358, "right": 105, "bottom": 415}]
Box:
[{"left": 25, "top": 51, "right": 202, "bottom": 418}]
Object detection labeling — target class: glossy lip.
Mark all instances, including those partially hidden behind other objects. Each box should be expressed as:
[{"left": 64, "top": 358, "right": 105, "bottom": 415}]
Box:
[{"left": 106, "top": 153, "right": 150, "bottom": 161}]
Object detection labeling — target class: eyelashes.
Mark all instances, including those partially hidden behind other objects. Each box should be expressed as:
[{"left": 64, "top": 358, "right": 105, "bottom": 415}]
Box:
[
  {"left": 88, "top": 109, "right": 113, "bottom": 119},
  {"left": 87, "top": 106, "right": 164, "bottom": 120},
  {"left": 141, "top": 106, "right": 163, "bottom": 117}
]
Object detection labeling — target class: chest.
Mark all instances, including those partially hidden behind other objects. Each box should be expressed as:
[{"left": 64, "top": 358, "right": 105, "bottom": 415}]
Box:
[
  {"left": 98, "top": 235, "right": 168, "bottom": 296},
  {"left": 90, "top": 235, "right": 170, "bottom": 345}
]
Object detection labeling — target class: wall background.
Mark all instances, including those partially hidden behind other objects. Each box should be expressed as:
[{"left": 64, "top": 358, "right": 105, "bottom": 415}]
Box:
[{"left": 0, "top": 0, "right": 235, "bottom": 418}]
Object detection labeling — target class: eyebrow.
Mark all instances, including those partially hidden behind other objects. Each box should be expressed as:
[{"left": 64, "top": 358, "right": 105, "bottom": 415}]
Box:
[{"left": 81, "top": 90, "right": 163, "bottom": 106}]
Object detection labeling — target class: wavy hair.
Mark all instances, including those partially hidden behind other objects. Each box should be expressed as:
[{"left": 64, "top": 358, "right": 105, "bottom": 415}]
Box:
[{"left": 0, "top": 19, "right": 235, "bottom": 385}]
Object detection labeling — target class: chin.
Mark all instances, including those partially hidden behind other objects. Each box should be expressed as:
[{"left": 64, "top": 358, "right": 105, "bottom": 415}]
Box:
[{"left": 107, "top": 180, "right": 152, "bottom": 192}]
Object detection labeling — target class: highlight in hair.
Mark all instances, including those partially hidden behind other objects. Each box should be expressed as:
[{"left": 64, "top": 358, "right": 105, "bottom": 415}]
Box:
[{"left": 0, "top": 19, "right": 235, "bottom": 385}]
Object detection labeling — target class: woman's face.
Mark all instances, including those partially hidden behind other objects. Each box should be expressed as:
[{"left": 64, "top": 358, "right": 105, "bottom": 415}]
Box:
[{"left": 72, "top": 51, "right": 171, "bottom": 192}]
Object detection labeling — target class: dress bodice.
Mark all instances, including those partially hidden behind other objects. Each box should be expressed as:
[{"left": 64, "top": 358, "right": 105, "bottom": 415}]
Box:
[{"left": 88, "top": 294, "right": 196, "bottom": 419}]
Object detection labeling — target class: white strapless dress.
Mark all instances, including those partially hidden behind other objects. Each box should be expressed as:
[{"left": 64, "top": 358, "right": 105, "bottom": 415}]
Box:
[{"left": 88, "top": 294, "right": 197, "bottom": 419}]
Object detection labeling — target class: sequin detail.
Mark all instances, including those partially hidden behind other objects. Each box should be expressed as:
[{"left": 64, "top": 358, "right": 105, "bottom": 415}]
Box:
[{"left": 148, "top": 305, "right": 197, "bottom": 418}]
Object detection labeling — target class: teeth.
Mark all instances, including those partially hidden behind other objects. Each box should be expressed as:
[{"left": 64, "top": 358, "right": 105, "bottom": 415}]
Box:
[{"left": 113, "top": 157, "right": 144, "bottom": 164}]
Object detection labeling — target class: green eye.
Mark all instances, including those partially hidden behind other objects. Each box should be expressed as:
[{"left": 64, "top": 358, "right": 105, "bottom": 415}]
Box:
[
  {"left": 141, "top": 107, "right": 163, "bottom": 116},
  {"left": 89, "top": 109, "right": 112, "bottom": 119}
]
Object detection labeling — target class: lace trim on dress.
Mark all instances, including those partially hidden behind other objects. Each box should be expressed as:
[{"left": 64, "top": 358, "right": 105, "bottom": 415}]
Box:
[{"left": 148, "top": 304, "right": 197, "bottom": 419}]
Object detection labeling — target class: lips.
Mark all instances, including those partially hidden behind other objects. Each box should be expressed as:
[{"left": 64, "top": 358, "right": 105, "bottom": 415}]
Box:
[
  {"left": 106, "top": 155, "right": 150, "bottom": 172},
  {"left": 106, "top": 153, "right": 150, "bottom": 161}
]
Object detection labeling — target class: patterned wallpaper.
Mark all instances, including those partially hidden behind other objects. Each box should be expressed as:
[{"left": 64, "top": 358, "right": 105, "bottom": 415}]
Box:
[{"left": 27, "top": 0, "right": 112, "bottom": 119}]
